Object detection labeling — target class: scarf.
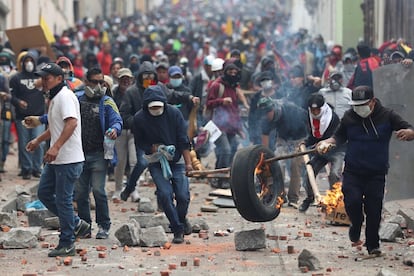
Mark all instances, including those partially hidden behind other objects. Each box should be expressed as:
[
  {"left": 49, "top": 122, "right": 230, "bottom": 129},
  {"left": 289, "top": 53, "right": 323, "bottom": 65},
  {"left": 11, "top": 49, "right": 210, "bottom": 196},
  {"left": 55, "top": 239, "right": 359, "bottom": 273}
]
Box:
[{"left": 309, "top": 103, "right": 332, "bottom": 138}]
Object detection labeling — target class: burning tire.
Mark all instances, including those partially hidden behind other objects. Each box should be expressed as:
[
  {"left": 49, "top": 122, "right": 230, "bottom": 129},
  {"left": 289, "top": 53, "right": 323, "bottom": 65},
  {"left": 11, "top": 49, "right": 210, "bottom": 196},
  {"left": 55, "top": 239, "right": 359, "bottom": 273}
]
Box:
[{"left": 230, "top": 145, "right": 284, "bottom": 222}]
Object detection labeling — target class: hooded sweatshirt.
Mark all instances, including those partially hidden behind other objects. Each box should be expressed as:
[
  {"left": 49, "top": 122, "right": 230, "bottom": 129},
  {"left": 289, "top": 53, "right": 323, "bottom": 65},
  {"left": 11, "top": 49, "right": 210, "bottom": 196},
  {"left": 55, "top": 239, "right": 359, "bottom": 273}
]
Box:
[
  {"left": 10, "top": 53, "right": 45, "bottom": 119},
  {"left": 119, "top": 61, "right": 169, "bottom": 129},
  {"left": 131, "top": 85, "right": 190, "bottom": 163},
  {"left": 334, "top": 99, "right": 413, "bottom": 174}
]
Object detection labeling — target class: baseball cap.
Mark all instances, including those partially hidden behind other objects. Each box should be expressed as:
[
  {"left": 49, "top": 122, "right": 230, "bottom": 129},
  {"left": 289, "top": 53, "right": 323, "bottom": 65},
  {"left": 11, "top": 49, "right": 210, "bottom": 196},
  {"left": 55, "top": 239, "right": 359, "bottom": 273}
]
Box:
[
  {"left": 308, "top": 94, "right": 325, "bottom": 108},
  {"left": 148, "top": 101, "right": 164, "bottom": 108},
  {"left": 349, "top": 86, "right": 374, "bottom": 105},
  {"left": 118, "top": 68, "right": 133, "bottom": 78},
  {"left": 156, "top": 62, "right": 169, "bottom": 70},
  {"left": 168, "top": 65, "right": 183, "bottom": 76},
  {"left": 35, "top": 63, "right": 64, "bottom": 77},
  {"left": 204, "top": 55, "right": 214, "bottom": 66}
]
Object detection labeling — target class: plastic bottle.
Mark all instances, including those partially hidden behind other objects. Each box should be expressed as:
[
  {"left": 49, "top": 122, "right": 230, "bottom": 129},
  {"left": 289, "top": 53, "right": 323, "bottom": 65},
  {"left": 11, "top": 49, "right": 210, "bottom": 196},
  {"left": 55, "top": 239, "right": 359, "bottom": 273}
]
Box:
[{"left": 103, "top": 128, "right": 115, "bottom": 159}]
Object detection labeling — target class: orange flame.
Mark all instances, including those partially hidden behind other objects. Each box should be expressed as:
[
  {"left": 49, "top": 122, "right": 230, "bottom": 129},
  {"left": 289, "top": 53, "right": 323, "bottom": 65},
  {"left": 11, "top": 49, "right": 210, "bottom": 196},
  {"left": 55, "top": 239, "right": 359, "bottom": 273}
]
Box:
[
  {"left": 275, "top": 195, "right": 284, "bottom": 209},
  {"left": 255, "top": 152, "right": 272, "bottom": 200},
  {"left": 320, "top": 182, "right": 344, "bottom": 214}
]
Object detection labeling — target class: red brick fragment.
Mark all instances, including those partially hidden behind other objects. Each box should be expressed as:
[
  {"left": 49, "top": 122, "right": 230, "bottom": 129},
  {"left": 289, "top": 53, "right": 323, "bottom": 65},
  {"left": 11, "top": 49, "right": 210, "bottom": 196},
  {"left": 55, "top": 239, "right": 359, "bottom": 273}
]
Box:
[
  {"left": 63, "top": 257, "right": 72, "bottom": 266},
  {"left": 193, "top": 257, "right": 200, "bottom": 266},
  {"left": 168, "top": 263, "right": 177, "bottom": 270},
  {"left": 98, "top": 252, "right": 107, "bottom": 258},
  {"left": 163, "top": 242, "right": 172, "bottom": 249},
  {"left": 81, "top": 255, "right": 87, "bottom": 262},
  {"left": 96, "top": 245, "right": 107, "bottom": 251},
  {"left": 160, "top": 271, "right": 170, "bottom": 276},
  {"left": 180, "top": 260, "right": 187, "bottom": 266},
  {"left": 303, "top": 232, "right": 312, "bottom": 237}
]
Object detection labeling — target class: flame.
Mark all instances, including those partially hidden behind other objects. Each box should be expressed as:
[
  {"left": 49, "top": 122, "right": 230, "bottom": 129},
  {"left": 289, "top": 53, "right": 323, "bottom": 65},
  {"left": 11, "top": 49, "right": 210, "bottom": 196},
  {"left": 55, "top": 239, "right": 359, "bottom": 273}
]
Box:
[
  {"left": 254, "top": 152, "right": 273, "bottom": 200},
  {"left": 319, "top": 182, "right": 344, "bottom": 214},
  {"left": 275, "top": 195, "right": 284, "bottom": 209}
]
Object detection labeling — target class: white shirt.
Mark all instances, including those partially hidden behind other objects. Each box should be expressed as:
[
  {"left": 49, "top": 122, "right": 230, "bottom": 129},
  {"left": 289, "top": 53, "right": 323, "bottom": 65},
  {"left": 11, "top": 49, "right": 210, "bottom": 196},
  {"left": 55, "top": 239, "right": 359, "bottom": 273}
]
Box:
[
  {"left": 318, "top": 87, "right": 352, "bottom": 119},
  {"left": 48, "top": 86, "right": 85, "bottom": 164}
]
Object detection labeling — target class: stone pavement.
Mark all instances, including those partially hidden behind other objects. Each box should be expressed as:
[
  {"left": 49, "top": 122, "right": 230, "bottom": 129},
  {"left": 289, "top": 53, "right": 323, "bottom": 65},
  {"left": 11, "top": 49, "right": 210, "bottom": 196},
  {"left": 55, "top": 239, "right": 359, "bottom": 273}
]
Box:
[{"left": 1, "top": 148, "right": 414, "bottom": 275}]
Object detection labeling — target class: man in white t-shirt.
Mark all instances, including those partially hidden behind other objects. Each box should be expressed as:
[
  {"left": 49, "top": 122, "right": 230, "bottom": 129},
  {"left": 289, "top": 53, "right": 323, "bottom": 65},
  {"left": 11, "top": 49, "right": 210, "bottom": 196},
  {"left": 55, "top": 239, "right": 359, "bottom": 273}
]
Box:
[{"left": 26, "top": 63, "right": 90, "bottom": 257}]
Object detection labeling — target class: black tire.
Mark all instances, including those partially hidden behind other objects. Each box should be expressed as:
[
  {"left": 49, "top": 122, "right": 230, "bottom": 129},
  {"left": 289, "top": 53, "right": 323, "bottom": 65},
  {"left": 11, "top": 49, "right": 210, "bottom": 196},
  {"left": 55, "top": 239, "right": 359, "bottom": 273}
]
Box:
[{"left": 230, "top": 145, "right": 284, "bottom": 222}]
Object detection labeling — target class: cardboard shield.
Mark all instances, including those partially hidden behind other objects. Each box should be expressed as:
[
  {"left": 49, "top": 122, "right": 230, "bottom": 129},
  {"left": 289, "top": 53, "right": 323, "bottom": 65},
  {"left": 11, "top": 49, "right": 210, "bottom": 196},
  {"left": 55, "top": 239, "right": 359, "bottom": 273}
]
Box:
[
  {"left": 373, "top": 64, "right": 414, "bottom": 200},
  {"left": 5, "top": 25, "right": 55, "bottom": 59}
]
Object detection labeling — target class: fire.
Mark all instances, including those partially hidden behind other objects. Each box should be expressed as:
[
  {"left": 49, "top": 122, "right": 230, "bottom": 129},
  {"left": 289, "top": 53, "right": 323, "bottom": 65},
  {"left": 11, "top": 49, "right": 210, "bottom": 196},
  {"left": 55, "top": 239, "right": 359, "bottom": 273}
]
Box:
[
  {"left": 319, "top": 182, "right": 344, "bottom": 214},
  {"left": 275, "top": 195, "right": 284, "bottom": 209},
  {"left": 254, "top": 152, "right": 273, "bottom": 201}
]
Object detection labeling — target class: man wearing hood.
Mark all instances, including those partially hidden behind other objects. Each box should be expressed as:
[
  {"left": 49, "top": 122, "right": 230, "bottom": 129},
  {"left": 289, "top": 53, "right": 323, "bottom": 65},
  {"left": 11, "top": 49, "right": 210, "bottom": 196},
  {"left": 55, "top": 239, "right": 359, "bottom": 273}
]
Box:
[
  {"left": 56, "top": 56, "right": 84, "bottom": 92},
  {"left": 119, "top": 61, "right": 164, "bottom": 201},
  {"left": 317, "top": 86, "right": 414, "bottom": 256},
  {"left": 131, "top": 85, "right": 192, "bottom": 244},
  {"left": 10, "top": 52, "right": 45, "bottom": 179}
]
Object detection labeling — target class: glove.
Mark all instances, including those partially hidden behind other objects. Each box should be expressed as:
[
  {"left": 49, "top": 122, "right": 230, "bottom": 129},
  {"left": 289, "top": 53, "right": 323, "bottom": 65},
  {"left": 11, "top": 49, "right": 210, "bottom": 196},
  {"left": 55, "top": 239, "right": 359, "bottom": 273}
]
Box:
[
  {"left": 22, "top": 116, "right": 41, "bottom": 129},
  {"left": 317, "top": 141, "right": 334, "bottom": 154}
]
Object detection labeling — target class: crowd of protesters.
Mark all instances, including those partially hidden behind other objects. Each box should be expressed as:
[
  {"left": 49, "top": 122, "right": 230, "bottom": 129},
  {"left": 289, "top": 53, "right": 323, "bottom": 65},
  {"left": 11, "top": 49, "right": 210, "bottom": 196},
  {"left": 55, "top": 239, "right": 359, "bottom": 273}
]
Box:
[{"left": 0, "top": 0, "right": 413, "bottom": 256}]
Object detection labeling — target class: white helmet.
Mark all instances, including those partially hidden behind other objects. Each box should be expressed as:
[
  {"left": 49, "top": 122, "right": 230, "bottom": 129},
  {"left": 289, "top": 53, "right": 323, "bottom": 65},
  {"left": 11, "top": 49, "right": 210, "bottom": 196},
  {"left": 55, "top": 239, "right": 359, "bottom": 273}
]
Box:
[{"left": 211, "top": 58, "right": 225, "bottom": 72}]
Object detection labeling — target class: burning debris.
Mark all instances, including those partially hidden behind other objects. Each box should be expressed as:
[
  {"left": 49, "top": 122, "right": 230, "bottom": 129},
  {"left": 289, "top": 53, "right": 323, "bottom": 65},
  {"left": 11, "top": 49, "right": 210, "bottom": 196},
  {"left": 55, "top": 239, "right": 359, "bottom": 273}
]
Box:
[{"left": 318, "top": 182, "right": 351, "bottom": 225}]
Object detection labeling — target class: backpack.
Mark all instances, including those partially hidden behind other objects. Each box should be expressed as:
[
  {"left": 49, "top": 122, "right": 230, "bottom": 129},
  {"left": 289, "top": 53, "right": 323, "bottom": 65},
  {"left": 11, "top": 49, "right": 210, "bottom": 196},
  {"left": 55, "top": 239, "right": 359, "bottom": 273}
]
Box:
[{"left": 203, "top": 83, "right": 224, "bottom": 121}]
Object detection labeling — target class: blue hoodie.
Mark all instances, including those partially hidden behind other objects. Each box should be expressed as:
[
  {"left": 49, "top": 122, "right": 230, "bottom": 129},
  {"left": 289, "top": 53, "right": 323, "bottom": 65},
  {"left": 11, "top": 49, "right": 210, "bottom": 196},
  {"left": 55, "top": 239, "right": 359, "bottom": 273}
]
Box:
[{"left": 132, "top": 85, "right": 190, "bottom": 162}]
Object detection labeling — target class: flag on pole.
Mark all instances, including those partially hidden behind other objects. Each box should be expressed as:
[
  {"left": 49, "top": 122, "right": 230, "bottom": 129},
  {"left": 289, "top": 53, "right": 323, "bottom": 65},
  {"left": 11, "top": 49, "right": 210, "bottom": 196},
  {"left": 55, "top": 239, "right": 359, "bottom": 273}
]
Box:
[
  {"left": 39, "top": 14, "right": 55, "bottom": 43},
  {"left": 225, "top": 16, "right": 233, "bottom": 37}
]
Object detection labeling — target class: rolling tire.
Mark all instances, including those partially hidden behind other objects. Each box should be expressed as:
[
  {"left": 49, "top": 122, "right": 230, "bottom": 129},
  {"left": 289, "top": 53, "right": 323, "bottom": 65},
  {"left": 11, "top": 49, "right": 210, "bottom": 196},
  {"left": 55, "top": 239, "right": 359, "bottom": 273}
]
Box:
[{"left": 230, "top": 145, "right": 284, "bottom": 222}]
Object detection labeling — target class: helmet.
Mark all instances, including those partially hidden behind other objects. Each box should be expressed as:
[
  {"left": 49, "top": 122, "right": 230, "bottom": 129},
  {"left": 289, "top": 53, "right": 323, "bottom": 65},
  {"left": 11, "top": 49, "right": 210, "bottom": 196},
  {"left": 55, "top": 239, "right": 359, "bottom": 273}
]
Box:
[{"left": 211, "top": 58, "right": 225, "bottom": 72}]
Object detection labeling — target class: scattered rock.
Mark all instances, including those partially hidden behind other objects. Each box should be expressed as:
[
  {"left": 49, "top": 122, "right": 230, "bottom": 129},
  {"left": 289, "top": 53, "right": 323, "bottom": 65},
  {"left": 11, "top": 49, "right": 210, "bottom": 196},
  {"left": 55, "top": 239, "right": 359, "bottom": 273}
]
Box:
[
  {"left": 298, "top": 249, "right": 321, "bottom": 271},
  {"left": 234, "top": 228, "right": 266, "bottom": 251},
  {"left": 379, "top": 222, "right": 403, "bottom": 242}
]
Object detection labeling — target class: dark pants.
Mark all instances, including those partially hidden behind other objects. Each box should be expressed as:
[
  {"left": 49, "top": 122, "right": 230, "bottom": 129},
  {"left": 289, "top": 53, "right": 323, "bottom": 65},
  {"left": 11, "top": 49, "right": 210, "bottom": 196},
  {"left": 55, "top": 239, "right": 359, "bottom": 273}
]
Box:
[{"left": 342, "top": 171, "right": 385, "bottom": 251}]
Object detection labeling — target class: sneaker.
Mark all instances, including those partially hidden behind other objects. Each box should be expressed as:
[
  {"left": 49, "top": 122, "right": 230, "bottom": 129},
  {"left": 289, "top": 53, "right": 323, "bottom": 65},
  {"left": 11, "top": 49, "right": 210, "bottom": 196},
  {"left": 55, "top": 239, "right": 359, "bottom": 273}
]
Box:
[
  {"left": 48, "top": 244, "right": 75, "bottom": 257},
  {"left": 130, "top": 190, "right": 141, "bottom": 202},
  {"left": 74, "top": 219, "right": 91, "bottom": 239},
  {"left": 120, "top": 187, "right": 134, "bottom": 201},
  {"left": 368, "top": 247, "right": 381, "bottom": 255},
  {"left": 112, "top": 190, "right": 122, "bottom": 200},
  {"left": 96, "top": 226, "right": 109, "bottom": 239},
  {"left": 172, "top": 231, "right": 184, "bottom": 244},
  {"left": 287, "top": 201, "right": 299, "bottom": 209},
  {"left": 183, "top": 219, "right": 192, "bottom": 235},
  {"left": 32, "top": 171, "right": 42, "bottom": 178},
  {"left": 348, "top": 224, "right": 361, "bottom": 243},
  {"left": 22, "top": 173, "right": 31, "bottom": 180},
  {"left": 298, "top": 197, "right": 314, "bottom": 212}
]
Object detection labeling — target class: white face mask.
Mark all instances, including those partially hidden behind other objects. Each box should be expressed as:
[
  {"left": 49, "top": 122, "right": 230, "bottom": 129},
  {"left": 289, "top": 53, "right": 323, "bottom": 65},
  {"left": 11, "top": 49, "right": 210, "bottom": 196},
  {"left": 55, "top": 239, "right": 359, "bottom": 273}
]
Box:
[
  {"left": 149, "top": 107, "right": 164, "bottom": 116},
  {"left": 353, "top": 105, "right": 372, "bottom": 118},
  {"left": 260, "top": 80, "right": 273, "bottom": 90},
  {"left": 25, "top": 61, "right": 34, "bottom": 72}
]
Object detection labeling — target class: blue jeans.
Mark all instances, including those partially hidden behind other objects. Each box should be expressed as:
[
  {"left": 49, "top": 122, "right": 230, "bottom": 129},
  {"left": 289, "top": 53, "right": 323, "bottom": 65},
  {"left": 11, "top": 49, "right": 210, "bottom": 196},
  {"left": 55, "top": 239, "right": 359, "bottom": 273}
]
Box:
[
  {"left": 149, "top": 162, "right": 190, "bottom": 233},
  {"left": 2, "top": 120, "right": 11, "bottom": 162},
  {"left": 76, "top": 151, "right": 110, "bottom": 229},
  {"left": 15, "top": 120, "right": 44, "bottom": 173},
  {"left": 214, "top": 132, "right": 239, "bottom": 169},
  {"left": 126, "top": 148, "right": 148, "bottom": 191},
  {"left": 37, "top": 162, "right": 84, "bottom": 247}
]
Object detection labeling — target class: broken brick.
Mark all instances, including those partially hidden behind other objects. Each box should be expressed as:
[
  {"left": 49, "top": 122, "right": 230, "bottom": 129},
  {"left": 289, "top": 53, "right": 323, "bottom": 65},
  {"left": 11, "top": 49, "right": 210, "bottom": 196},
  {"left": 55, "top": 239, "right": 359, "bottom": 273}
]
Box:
[
  {"left": 123, "top": 245, "right": 129, "bottom": 252},
  {"left": 41, "top": 243, "right": 50, "bottom": 249},
  {"left": 300, "top": 266, "right": 309, "bottom": 273},
  {"left": 21, "top": 259, "right": 28, "bottom": 265},
  {"left": 193, "top": 257, "right": 200, "bottom": 266},
  {"left": 163, "top": 242, "right": 172, "bottom": 249},
  {"left": 160, "top": 271, "right": 170, "bottom": 276},
  {"left": 63, "top": 257, "right": 72, "bottom": 266},
  {"left": 98, "top": 252, "right": 107, "bottom": 258},
  {"left": 96, "top": 246, "right": 107, "bottom": 251},
  {"left": 271, "top": 248, "right": 281, "bottom": 253},
  {"left": 81, "top": 255, "right": 87, "bottom": 262},
  {"left": 180, "top": 260, "right": 187, "bottom": 266},
  {"left": 303, "top": 232, "right": 312, "bottom": 237},
  {"left": 1, "top": 225, "right": 11, "bottom": 232},
  {"left": 279, "top": 236, "right": 287, "bottom": 240},
  {"left": 168, "top": 263, "right": 177, "bottom": 270}
]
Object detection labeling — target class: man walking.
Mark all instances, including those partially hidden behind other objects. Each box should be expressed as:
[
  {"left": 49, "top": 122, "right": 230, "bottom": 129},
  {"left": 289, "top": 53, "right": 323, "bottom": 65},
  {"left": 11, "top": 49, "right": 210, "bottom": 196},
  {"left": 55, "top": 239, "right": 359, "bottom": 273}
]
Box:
[{"left": 26, "top": 63, "right": 90, "bottom": 257}]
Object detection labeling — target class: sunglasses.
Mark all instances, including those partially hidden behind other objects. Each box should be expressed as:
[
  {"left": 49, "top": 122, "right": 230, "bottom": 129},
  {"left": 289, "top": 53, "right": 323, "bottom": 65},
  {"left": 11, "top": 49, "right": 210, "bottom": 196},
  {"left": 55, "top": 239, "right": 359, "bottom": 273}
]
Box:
[{"left": 88, "top": 79, "right": 105, "bottom": 85}]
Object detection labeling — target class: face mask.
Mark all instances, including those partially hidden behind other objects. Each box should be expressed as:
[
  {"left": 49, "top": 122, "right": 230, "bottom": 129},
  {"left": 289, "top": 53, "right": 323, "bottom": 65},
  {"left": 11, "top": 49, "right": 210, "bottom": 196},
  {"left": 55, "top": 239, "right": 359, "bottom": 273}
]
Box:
[
  {"left": 1, "top": 65, "right": 10, "bottom": 73},
  {"left": 170, "top": 78, "right": 182, "bottom": 88},
  {"left": 149, "top": 107, "right": 164, "bottom": 116},
  {"left": 25, "top": 61, "right": 34, "bottom": 72},
  {"left": 310, "top": 111, "right": 322, "bottom": 119},
  {"left": 85, "top": 84, "right": 106, "bottom": 98},
  {"left": 353, "top": 105, "right": 372, "bottom": 118},
  {"left": 329, "top": 79, "right": 341, "bottom": 91},
  {"left": 260, "top": 80, "right": 273, "bottom": 90}
]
